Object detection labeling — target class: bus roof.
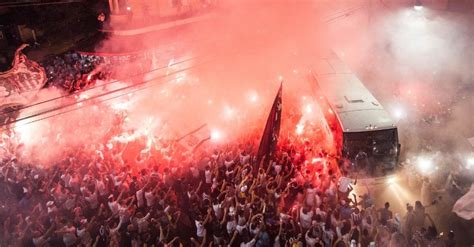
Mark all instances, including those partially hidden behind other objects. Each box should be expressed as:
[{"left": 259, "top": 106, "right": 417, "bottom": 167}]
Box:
[{"left": 311, "top": 52, "right": 396, "bottom": 132}]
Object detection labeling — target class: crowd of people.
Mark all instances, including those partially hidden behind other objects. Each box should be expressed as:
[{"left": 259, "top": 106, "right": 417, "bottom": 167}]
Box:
[
  {"left": 0, "top": 130, "right": 457, "bottom": 247},
  {"left": 42, "top": 52, "right": 108, "bottom": 92}
]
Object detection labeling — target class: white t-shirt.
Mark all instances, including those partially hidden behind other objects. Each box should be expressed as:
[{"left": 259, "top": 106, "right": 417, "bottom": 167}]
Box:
[
  {"left": 240, "top": 154, "right": 250, "bottom": 165},
  {"left": 136, "top": 189, "right": 144, "bottom": 208},
  {"left": 322, "top": 229, "right": 334, "bottom": 246},
  {"left": 225, "top": 160, "right": 235, "bottom": 168},
  {"left": 113, "top": 176, "right": 123, "bottom": 187},
  {"left": 236, "top": 224, "right": 247, "bottom": 234},
  {"left": 315, "top": 193, "right": 322, "bottom": 208},
  {"left": 226, "top": 220, "right": 236, "bottom": 234},
  {"left": 274, "top": 235, "right": 281, "bottom": 247},
  {"left": 96, "top": 180, "right": 106, "bottom": 196},
  {"left": 77, "top": 227, "right": 93, "bottom": 245},
  {"left": 338, "top": 177, "right": 352, "bottom": 193},
  {"left": 33, "top": 236, "right": 47, "bottom": 247},
  {"left": 229, "top": 206, "right": 236, "bottom": 216},
  {"left": 300, "top": 208, "right": 314, "bottom": 229},
  {"left": 61, "top": 174, "right": 71, "bottom": 188},
  {"left": 305, "top": 231, "right": 318, "bottom": 247},
  {"left": 108, "top": 201, "right": 119, "bottom": 215},
  {"left": 85, "top": 193, "right": 99, "bottom": 209},
  {"left": 274, "top": 164, "right": 282, "bottom": 174},
  {"left": 118, "top": 204, "right": 130, "bottom": 222},
  {"left": 144, "top": 191, "right": 155, "bottom": 207},
  {"left": 61, "top": 226, "right": 77, "bottom": 247},
  {"left": 238, "top": 215, "right": 246, "bottom": 225},
  {"left": 137, "top": 213, "right": 150, "bottom": 233},
  {"left": 64, "top": 198, "right": 76, "bottom": 210},
  {"left": 306, "top": 188, "right": 316, "bottom": 207},
  {"left": 213, "top": 203, "right": 223, "bottom": 219},
  {"left": 205, "top": 170, "right": 212, "bottom": 184},
  {"left": 69, "top": 176, "right": 79, "bottom": 191},
  {"left": 240, "top": 239, "right": 256, "bottom": 247},
  {"left": 195, "top": 220, "right": 205, "bottom": 237}
]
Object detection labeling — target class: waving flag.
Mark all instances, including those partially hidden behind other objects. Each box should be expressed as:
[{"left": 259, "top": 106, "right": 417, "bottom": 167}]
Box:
[
  {"left": 0, "top": 44, "right": 47, "bottom": 125},
  {"left": 256, "top": 82, "right": 282, "bottom": 165},
  {"left": 176, "top": 123, "right": 211, "bottom": 154},
  {"left": 453, "top": 184, "right": 474, "bottom": 220}
]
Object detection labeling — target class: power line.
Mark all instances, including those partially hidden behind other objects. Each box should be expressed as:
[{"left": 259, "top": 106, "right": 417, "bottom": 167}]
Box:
[
  {"left": 4, "top": 37, "right": 269, "bottom": 129},
  {"left": 1, "top": 32, "right": 266, "bottom": 118},
  {"left": 1, "top": 15, "right": 290, "bottom": 128},
  {"left": 2, "top": 32, "right": 219, "bottom": 100},
  {"left": 2, "top": 27, "right": 225, "bottom": 111},
  {"left": 2, "top": 52, "right": 210, "bottom": 113},
  {"left": 12, "top": 72, "right": 178, "bottom": 130},
  {"left": 4, "top": 53, "right": 218, "bottom": 129},
  {"left": 324, "top": 3, "right": 368, "bottom": 23},
  {"left": 0, "top": 1, "right": 83, "bottom": 8}
]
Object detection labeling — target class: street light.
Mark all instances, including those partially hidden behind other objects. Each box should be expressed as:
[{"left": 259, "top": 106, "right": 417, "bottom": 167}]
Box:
[
  {"left": 414, "top": 0, "right": 423, "bottom": 11},
  {"left": 211, "top": 129, "right": 222, "bottom": 142},
  {"left": 416, "top": 157, "right": 433, "bottom": 174}
]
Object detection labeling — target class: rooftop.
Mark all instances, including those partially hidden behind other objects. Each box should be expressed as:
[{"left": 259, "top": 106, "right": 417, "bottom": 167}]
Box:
[{"left": 312, "top": 52, "right": 396, "bottom": 132}]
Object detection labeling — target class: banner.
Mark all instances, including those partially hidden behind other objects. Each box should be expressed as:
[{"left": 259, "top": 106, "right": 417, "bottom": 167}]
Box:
[
  {"left": 256, "top": 82, "right": 282, "bottom": 165},
  {"left": 0, "top": 44, "right": 47, "bottom": 111},
  {"left": 453, "top": 184, "right": 474, "bottom": 220},
  {"left": 177, "top": 123, "right": 211, "bottom": 154}
]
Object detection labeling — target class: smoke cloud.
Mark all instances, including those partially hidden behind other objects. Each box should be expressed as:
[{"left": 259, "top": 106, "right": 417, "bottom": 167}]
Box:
[
  {"left": 326, "top": 2, "right": 473, "bottom": 156},
  {"left": 13, "top": 1, "right": 333, "bottom": 166},
  {"left": 11, "top": 1, "right": 473, "bottom": 167}
]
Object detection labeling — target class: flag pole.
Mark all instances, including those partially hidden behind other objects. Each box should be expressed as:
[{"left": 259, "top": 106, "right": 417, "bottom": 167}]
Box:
[{"left": 256, "top": 81, "right": 283, "bottom": 166}]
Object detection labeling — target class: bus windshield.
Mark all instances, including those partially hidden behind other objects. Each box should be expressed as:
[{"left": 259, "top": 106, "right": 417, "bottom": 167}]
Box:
[{"left": 343, "top": 128, "right": 399, "bottom": 177}]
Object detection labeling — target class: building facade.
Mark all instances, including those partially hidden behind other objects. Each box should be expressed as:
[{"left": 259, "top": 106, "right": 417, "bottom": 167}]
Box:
[{"left": 106, "top": 0, "right": 215, "bottom": 28}]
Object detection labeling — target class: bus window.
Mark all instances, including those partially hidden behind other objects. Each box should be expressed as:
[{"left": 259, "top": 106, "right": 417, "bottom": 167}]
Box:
[{"left": 343, "top": 128, "right": 399, "bottom": 177}]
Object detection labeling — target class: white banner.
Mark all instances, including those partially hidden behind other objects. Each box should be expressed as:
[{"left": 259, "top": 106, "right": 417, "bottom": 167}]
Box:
[{"left": 0, "top": 44, "right": 47, "bottom": 108}]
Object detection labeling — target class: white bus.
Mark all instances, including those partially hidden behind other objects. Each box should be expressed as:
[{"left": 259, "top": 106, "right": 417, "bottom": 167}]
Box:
[{"left": 310, "top": 52, "right": 400, "bottom": 177}]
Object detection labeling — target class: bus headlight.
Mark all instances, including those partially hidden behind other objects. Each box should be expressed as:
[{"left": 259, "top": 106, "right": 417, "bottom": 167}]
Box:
[
  {"left": 416, "top": 157, "right": 433, "bottom": 174},
  {"left": 466, "top": 156, "right": 474, "bottom": 169}
]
